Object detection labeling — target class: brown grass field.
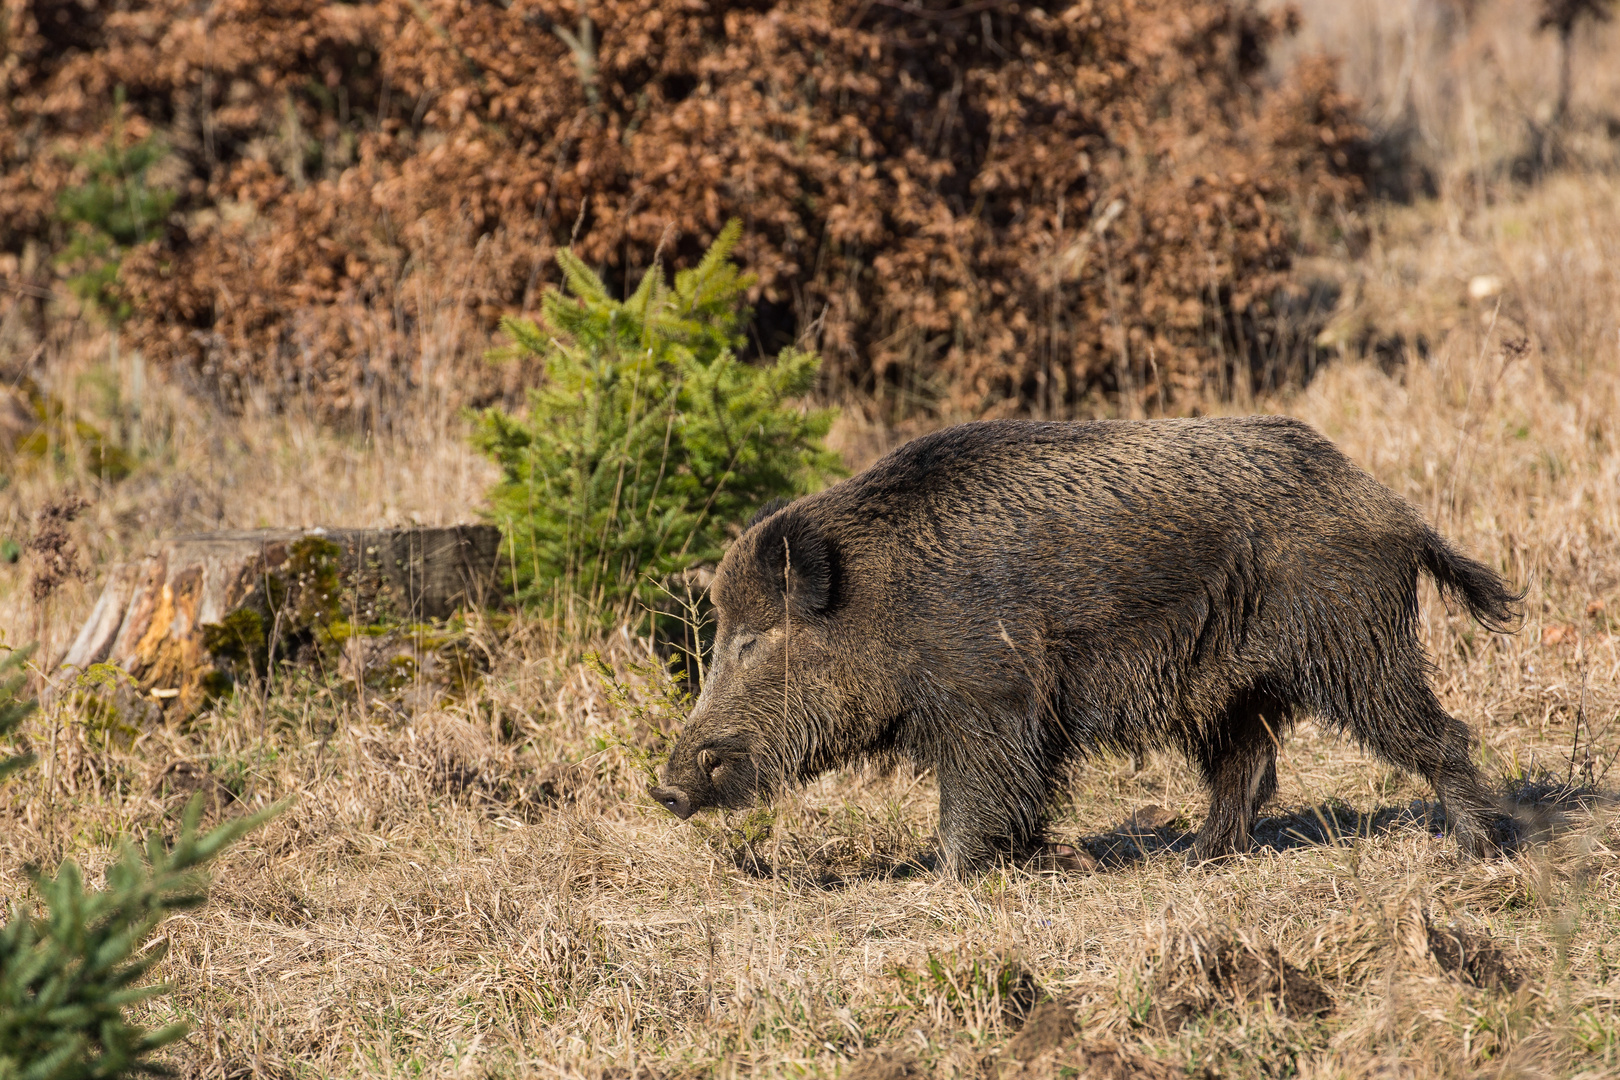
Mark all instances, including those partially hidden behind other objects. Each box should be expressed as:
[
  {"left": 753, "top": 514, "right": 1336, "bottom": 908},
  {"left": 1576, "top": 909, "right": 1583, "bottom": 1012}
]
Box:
[{"left": 4, "top": 3, "right": 1620, "bottom": 1077}]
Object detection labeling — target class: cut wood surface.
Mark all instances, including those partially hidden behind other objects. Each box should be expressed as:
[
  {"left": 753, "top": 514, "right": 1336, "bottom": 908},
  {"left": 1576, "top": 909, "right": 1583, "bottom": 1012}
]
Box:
[{"left": 57, "top": 526, "right": 500, "bottom": 712}]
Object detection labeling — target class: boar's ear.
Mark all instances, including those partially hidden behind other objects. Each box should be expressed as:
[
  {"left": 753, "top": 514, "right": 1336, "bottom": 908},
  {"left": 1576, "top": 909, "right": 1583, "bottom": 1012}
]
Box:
[
  {"left": 753, "top": 508, "right": 839, "bottom": 617},
  {"left": 745, "top": 496, "right": 793, "bottom": 530}
]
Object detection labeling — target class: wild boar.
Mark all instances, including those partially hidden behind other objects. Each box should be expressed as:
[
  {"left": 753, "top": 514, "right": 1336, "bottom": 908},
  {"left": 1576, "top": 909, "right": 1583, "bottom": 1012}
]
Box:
[{"left": 650, "top": 417, "right": 1521, "bottom": 872}]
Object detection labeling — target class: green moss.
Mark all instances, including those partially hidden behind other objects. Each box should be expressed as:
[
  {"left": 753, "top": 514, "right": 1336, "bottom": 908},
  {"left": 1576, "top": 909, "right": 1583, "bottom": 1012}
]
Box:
[
  {"left": 197, "top": 668, "right": 236, "bottom": 701},
  {"left": 274, "top": 536, "right": 344, "bottom": 635},
  {"left": 201, "top": 608, "right": 267, "bottom": 674},
  {"left": 200, "top": 537, "right": 342, "bottom": 683},
  {"left": 323, "top": 619, "right": 486, "bottom": 697},
  {"left": 9, "top": 378, "right": 133, "bottom": 482},
  {"left": 370, "top": 654, "right": 418, "bottom": 692},
  {"left": 202, "top": 540, "right": 488, "bottom": 703}
]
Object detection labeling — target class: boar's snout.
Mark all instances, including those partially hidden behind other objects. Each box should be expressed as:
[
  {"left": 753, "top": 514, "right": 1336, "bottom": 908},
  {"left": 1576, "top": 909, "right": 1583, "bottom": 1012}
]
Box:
[{"left": 650, "top": 784, "right": 693, "bottom": 819}]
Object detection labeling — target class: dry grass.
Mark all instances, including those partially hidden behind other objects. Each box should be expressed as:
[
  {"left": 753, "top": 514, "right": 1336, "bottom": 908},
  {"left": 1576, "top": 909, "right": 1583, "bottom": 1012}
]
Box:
[
  {"left": 0, "top": 312, "right": 498, "bottom": 667},
  {"left": 1279, "top": 0, "right": 1620, "bottom": 193},
  {"left": 5, "top": 5, "right": 1620, "bottom": 1077}
]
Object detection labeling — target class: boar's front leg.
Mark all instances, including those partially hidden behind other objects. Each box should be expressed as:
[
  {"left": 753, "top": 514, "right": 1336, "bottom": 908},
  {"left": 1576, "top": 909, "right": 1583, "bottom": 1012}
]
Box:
[{"left": 931, "top": 727, "right": 1050, "bottom": 875}]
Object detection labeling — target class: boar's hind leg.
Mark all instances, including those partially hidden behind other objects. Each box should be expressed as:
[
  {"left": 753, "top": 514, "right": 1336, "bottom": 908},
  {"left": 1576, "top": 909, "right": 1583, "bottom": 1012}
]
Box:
[
  {"left": 1342, "top": 674, "right": 1506, "bottom": 857},
  {"left": 1189, "top": 695, "right": 1283, "bottom": 865}
]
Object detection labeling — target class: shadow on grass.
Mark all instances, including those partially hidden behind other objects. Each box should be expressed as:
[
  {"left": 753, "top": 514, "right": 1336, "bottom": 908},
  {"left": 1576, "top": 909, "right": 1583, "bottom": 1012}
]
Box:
[
  {"left": 1074, "top": 800, "right": 1430, "bottom": 870},
  {"left": 1074, "top": 777, "right": 1608, "bottom": 871},
  {"left": 743, "top": 802, "right": 1444, "bottom": 885},
  {"left": 725, "top": 776, "right": 1608, "bottom": 887}
]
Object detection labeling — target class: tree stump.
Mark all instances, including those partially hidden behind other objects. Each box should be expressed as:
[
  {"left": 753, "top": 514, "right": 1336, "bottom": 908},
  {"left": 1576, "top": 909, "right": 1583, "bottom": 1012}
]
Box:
[{"left": 57, "top": 526, "right": 501, "bottom": 714}]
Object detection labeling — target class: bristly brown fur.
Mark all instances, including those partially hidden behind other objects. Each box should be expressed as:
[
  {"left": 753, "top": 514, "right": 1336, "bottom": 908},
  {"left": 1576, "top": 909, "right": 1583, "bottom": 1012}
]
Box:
[{"left": 652, "top": 416, "right": 1524, "bottom": 872}]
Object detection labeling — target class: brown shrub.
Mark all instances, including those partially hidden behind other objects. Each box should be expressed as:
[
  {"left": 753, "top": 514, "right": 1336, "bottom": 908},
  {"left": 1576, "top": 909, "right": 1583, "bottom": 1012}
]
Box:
[
  {"left": 2, "top": 0, "right": 1366, "bottom": 419},
  {"left": 27, "top": 495, "right": 90, "bottom": 605}
]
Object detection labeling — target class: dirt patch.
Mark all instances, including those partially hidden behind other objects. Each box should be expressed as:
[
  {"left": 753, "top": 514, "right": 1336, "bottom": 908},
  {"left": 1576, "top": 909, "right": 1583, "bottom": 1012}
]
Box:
[
  {"left": 1145, "top": 928, "right": 1334, "bottom": 1029},
  {"left": 844, "top": 1048, "right": 927, "bottom": 1080},
  {"left": 1425, "top": 924, "right": 1522, "bottom": 992},
  {"left": 999, "top": 1036, "right": 1191, "bottom": 1080},
  {"left": 1001, "top": 1000, "right": 1079, "bottom": 1064},
  {"left": 1208, "top": 941, "right": 1335, "bottom": 1017},
  {"left": 1055, "top": 1042, "right": 1190, "bottom": 1080},
  {"left": 1303, "top": 896, "right": 1525, "bottom": 994},
  {"left": 997, "top": 1000, "right": 1203, "bottom": 1079},
  {"left": 597, "top": 1067, "right": 669, "bottom": 1080}
]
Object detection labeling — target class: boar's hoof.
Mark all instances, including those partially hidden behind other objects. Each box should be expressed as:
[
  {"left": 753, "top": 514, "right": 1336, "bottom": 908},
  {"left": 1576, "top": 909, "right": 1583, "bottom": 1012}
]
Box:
[
  {"left": 651, "top": 785, "right": 693, "bottom": 819},
  {"left": 1031, "top": 842, "right": 1097, "bottom": 874},
  {"left": 1184, "top": 842, "right": 1252, "bottom": 869},
  {"left": 1459, "top": 810, "right": 1527, "bottom": 859}
]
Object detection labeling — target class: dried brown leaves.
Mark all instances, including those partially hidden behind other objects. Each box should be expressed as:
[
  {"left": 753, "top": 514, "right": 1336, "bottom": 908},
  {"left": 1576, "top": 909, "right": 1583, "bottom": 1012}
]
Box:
[
  {"left": 27, "top": 495, "right": 89, "bottom": 605},
  {"left": 3, "top": 0, "right": 1365, "bottom": 418}
]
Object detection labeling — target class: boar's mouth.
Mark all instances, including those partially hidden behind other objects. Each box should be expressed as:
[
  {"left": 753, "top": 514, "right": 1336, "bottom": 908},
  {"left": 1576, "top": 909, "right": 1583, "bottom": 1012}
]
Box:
[{"left": 650, "top": 785, "right": 694, "bottom": 819}]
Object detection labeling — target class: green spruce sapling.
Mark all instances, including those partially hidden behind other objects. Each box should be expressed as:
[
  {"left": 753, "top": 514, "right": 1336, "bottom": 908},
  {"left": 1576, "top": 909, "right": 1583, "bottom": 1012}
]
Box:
[
  {"left": 55, "top": 89, "right": 176, "bottom": 324},
  {"left": 0, "top": 644, "right": 284, "bottom": 1080},
  {"left": 474, "top": 219, "right": 843, "bottom": 621}
]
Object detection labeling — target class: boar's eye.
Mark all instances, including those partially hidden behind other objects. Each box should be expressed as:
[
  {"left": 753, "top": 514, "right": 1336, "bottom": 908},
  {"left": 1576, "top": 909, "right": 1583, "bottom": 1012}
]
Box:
[
  {"left": 734, "top": 634, "right": 758, "bottom": 660},
  {"left": 697, "top": 748, "right": 723, "bottom": 775}
]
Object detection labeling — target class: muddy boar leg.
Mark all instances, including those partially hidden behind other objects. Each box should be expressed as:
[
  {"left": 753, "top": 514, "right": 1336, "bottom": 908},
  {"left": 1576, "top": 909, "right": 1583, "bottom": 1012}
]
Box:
[
  {"left": 1189, "top": 702, "right": 1280, "bottom": 864},
  {"left": 1343, "top": 677, "right": 1504, "bottom": 856},
  {"left": 933, "top": 749, "right": 1046, "bottom": 876},
  {"left": 1250, "top": 745, "right": 1279, "bottom": 822}
]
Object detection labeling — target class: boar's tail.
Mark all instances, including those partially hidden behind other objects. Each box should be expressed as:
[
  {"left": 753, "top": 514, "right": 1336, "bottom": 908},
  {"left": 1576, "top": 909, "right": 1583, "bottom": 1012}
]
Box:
[{"left": 1418, "top": 530, "right": 1524, "bottom": 633}]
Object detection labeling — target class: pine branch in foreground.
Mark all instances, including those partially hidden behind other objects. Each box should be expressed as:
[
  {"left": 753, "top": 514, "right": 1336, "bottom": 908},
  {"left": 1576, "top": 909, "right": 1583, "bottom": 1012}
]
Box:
[{"left": 0, "top": 664, "right": 285, "bottom": 1080}]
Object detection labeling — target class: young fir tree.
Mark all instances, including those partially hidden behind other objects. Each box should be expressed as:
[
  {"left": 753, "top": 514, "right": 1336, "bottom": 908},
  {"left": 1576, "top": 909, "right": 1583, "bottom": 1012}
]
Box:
[
  {"left": 0, "top": 644, "right": 283, "bottom": 1080},
  {"left": 473, "top": 220, "right": 844, "bottom": 620},
  {"left": 55, "top": 89, "right": 175, "bottom": 325}
]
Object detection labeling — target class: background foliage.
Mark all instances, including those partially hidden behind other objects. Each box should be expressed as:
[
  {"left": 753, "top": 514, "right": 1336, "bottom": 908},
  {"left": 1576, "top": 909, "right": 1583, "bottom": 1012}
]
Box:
[
  {"left": 1, "top": 0, "right": 1365, "bottom": 420},
  {"left": 53, "top": 92, "right": 175, "bottom": 326}
]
